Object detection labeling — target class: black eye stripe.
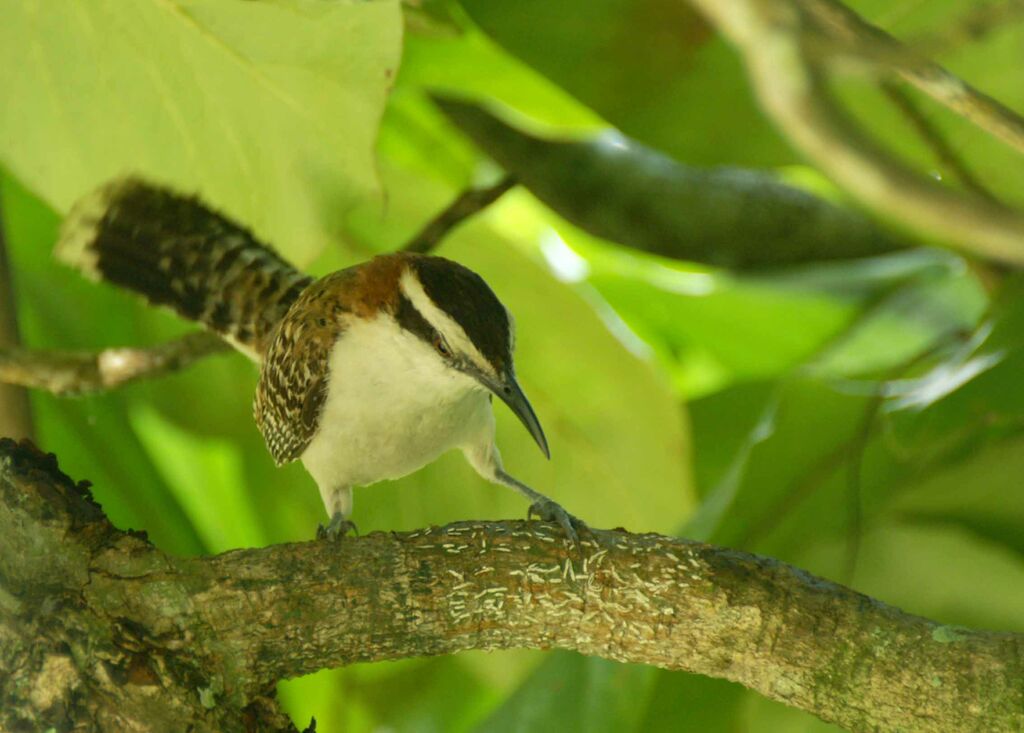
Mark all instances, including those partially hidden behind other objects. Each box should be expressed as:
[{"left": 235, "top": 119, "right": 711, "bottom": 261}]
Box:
[{"left": 395, "top": 293, "right": 435, "bottom": 345}]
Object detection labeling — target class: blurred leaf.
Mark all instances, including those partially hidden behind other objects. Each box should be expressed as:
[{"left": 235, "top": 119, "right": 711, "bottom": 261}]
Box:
[
  {"left": 811, "top": 520, "right": 1024, "bottom": 633},
  {"left": 884, "top": 277, "right": 1024, "bottom": 460},
  {"left": 636, "top": 670, "right": 749, "bottom": 733},
  {"left": 474, "top": 652, "right": 655, "bottom": 733},
  {"left": 889, "top": 435, "right": 1024, "bottom": 562},
  {"left": 805, "top": 260, "right": 984, "bottom": 378},
  {"left": 434, "top": 97, "right": 905, "bottom": 269},
  {"left": 131, "top": 405, "right": 265, "bottom": 551},
  {"left": 400, "top": 21, "right": 604, "bottom": 133},
  {"left": 353, "top": 657, "right": 501, "bottom": 732},
  {"left": 0, "top": 0, "right": 402, "bottom": 265},
  {"left": 686, "top": 377, "right": 875, "bottom": 552},
  {"left": 457, "top": 0, "right": 793, "bottom": 166}
]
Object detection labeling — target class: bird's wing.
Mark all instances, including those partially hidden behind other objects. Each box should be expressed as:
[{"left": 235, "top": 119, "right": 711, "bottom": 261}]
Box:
[{"left": 253, "top": 273, "right": 352, "bottom": 465}]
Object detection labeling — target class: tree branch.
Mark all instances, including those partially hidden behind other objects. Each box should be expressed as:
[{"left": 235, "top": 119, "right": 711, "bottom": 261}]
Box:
[
  {"left": 880, "top": 81, "right": 996, "bottom": 200},
  {"left": 912, "top": 0, "right": 1024, "bottom": 56},
  {"left": 403, "top": 175, "right": 517, "bottom": 253},
  {"left": 688, "top": 0, "right": 1024, "bottom": 266},
  {"left": 3, "top": 439, "right": 1021, "bottom": 732},
  {"left": 0, "top": 331, "right": 229, "bottom": 395},
  {"left": 798, "top": 0, "right": 1024, "bottom": 157}
]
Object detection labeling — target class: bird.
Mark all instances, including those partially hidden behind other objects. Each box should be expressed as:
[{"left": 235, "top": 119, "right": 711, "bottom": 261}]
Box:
[{"left": 55, "top": 177, "right": 584, "bottom": 541}]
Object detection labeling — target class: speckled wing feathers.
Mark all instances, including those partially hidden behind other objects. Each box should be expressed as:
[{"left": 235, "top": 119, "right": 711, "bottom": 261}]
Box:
[
  {"left": 254, "top": 276, "right": 342, "bottom": 464},
  {"left": 56, "top": 178, "right": 312, "bottom": 360}
]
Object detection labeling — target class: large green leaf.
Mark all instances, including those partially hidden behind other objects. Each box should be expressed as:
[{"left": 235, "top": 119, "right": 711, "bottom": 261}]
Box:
[
  {"left": 457, "top": 0, "right": 792, "bottom": 167},
  {"left": 0, "top": 0, "right": 402, "bottom": 265}
]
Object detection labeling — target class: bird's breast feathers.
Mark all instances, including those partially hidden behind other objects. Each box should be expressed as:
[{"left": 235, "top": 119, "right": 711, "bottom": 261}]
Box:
[{"left": 300, "top": 313, "right": 495, "bottom": 491}]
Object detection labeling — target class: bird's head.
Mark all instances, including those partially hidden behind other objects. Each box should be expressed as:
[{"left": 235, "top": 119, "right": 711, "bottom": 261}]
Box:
[{"left": 386, "top": 254, "right": 550, "bottom": 459}]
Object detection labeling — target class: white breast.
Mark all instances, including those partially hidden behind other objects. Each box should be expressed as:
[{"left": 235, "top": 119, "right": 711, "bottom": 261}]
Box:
[{"left": 300, "top": 314, "right": 495, "bottom": 493}]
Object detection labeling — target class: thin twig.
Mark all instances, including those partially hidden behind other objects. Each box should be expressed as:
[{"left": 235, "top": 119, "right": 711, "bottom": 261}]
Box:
[
  {"left": 689, "top": 0, "right": 1024, "bottom": 266},
  {"left": 403, "top": 175, "right": 516, "bottom": 253},
  {"left": 799, "top": 0, "right": 1024, "bottom": 157},
  {"left": 913, "top": 0, "right": 1024, "bottom": 56},
  {"left": 0, "top": 198, "right": 34, "bottom": 438},
  {"left": 881, "top": 81, "right": 997, "bottom": 200},
  {"left": 0, "top": 331, "right": 229, "bottom": 396}
]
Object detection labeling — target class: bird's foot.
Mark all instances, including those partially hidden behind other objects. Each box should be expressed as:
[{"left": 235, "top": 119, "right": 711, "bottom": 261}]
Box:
[
  {"left": 528, "top": 499, "right": 586, "bottom": 543},
  {"left": 316, "top": 513, "right": 358, "bottom": 541}
]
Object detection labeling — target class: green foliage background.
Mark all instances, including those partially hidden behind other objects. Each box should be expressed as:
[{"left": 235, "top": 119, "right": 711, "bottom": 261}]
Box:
[{"left": 2, "top": 0, "right": 1023, "bottom": 730}]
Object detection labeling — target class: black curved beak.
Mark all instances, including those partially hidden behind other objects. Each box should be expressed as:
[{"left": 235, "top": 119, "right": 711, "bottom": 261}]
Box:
[{"left": 476, "top": 369, "right": 550, "bottom": 459}]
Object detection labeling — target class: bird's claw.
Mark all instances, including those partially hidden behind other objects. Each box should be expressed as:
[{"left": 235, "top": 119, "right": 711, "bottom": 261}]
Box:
[
  {"left": 316, "top": 514, "right": 358, "bottom": 541},
  {"left": 528, "top": 499, "right": 585, "bottom": 544}
]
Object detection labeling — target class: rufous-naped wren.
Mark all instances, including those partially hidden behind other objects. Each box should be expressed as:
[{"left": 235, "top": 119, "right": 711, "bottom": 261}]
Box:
[{"left": 56, "top": 178, "right": 583, "bottom": 540}]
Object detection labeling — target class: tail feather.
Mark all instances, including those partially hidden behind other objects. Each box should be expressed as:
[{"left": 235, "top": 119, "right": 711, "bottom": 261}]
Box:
[{"left": 56, "top": 178, "right": 312, "bottom": 360}]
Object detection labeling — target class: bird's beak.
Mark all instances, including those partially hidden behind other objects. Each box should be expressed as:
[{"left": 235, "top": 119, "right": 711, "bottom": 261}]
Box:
[{"left": 477, "top": 370, "right": 550, "bottom": 459}]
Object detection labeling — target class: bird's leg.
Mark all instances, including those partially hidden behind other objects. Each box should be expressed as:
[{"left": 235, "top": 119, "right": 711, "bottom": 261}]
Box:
[
  {"left": 494, "top": 469, "right": 585, "bottom": 543},
  {"left": 316, "top": 484, "right": 357, "bottom": 540},
  {"left": 465, "top": 441, "right": 585, "bottom": 542}
]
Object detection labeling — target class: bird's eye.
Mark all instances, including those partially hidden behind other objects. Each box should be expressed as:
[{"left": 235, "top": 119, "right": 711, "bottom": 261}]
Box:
[{"left": 433, "top": 334, "right": 451, "bottom": 357}]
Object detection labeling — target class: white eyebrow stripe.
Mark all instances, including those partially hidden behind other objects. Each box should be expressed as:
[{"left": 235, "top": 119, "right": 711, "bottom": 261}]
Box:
[
  {"left": 399, "top": 269, "right": 495, "bottom": 376},
  {"left": 506, "top": 306, "right": 516, "bottom": 354}
]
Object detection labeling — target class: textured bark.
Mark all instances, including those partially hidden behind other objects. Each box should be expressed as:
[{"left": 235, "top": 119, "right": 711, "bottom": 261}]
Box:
[{"left": 2, "top": 438, "right": 1022, "bottom": 732}]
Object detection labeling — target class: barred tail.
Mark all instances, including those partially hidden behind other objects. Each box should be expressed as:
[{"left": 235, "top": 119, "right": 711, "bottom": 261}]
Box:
[{"left": 56, "top": 177, "right": 312, "bottom": 360}]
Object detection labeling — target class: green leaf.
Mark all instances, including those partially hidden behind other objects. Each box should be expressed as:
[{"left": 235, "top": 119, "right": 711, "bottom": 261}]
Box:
[
  {"left": 130, "top": 405, "right": 265, "bottom": 551},
  {"left": 0, "top": 0, "right": 402, "bottom": 265},
  {"left": 474, "top": 652, "right": 655, "bottom": 733},
  {"left": 457, "top": 0, "right": 792, "bottom": 166}
]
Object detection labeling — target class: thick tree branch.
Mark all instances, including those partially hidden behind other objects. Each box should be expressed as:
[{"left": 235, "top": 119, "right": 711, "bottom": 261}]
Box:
[{"left": 3, "top": 439, "right": 1022, "bottom": 732}]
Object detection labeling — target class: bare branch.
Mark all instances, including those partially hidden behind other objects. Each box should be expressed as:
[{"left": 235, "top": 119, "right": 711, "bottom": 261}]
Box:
[
  {"left": 880, "top": 81, "right": 996, "bottom": 200},
  {"left": 800, "top": 0, "right": 1024, "bottom": 157},
  {"left": 403, "top": 175, "right": 517, "bottom": 253},
  {"left": 0, "top": 331, "right": 230, "bottom": 396},
  {"left": 3, "top": 439, "right": 1022, "bottom": 732},
  {"left": 689, "top": 0, "right": 1024, "bottom": 266},
  {"left": 913, "top": 0, "right": 1024, "bottom": 55}
]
